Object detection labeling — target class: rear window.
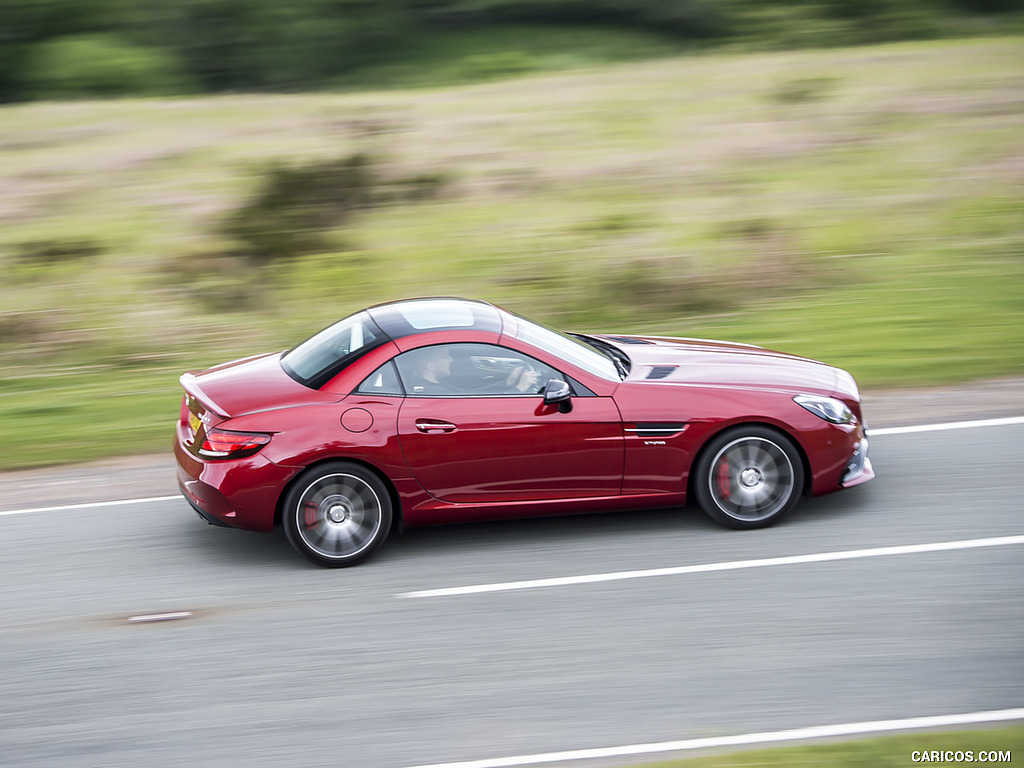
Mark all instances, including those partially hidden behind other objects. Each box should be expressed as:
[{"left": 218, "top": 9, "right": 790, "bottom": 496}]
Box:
[{"left": 281, "top": 312, "right": 387, "bottom": 389}]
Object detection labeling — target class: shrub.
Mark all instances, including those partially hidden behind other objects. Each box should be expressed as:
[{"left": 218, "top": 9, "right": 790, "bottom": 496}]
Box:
[
  {"left": 223, "top": 153, "right": 452, "bottom": 265},
  {"left": 770, "top": 76, "right": 838, "bottom": 105},
  {"left": 8, "top": 239, "right": 104, "bottom": 283},
  {"left": 453, "top": 51, "right": 536, "bottom": 81},
  {"left": 224, "top": 154, "right": 376, "bottom": 265},
  {"left": 23, "top": 34, "right": 190, "bottom": 99},
  {"left": 15, "top": 239, "right": 103, "bottom": 265}
]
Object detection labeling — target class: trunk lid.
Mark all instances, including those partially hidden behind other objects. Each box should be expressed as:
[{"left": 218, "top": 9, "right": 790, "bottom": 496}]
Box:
[{"left": 179, "top": 352, "right": 337, "bottom": 421}]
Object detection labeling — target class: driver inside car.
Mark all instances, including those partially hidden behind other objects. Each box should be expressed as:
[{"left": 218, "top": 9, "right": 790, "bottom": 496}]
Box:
[
  {"left": 406, "top": 347, "right": 457, "bottom": 395},
  {"left": 405, "top": 346, "right": 542, "bottom": 395}
]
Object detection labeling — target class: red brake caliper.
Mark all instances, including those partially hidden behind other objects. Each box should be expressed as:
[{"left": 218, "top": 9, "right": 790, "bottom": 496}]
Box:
[
  {"left": 304, "top": 502, "right": 319, "bottom": 528},
  {"left": 716, "top": 458, "right": 731, "bottom": 499}
]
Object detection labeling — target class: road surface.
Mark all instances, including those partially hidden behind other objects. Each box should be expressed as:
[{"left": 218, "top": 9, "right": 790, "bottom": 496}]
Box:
[{"left": 1, "top": 412, "right": 1022, "bottom": 767}]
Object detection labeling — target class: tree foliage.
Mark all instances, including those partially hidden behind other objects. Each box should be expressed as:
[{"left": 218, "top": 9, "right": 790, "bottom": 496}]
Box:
[{"left": 0, "top": 0, "right": 1020, "bottom": 101}]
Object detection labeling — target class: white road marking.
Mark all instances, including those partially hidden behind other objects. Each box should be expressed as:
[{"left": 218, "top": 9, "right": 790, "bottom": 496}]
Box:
[
  {"left": 126, "top": 611, "right": 194, "bottom": 624},
  {"left": 0, "top": 414, "right": 1020, "bottom": 519},
  {"left": 403, "top": 708, "right": 1024, "bottom": 768},
  {"left": 870, "top": 415, "right": 1024, "bottom": 436},
  {"left": 0, "top": 495, "right": 181, "bottom": 517},
  {"left": 397, "top": 534, "right": 1024, "bottom": 599}
]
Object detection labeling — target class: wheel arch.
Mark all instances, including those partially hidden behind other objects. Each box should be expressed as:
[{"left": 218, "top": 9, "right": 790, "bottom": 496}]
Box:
[
  {"left": 274, "top": 456, "right": 403, "bottom": 533},
  {"left": 687, "top": 421, "right": 813, "bottom": 500}
]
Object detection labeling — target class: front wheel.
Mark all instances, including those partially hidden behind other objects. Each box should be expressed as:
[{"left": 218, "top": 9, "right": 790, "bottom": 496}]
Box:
[
  {"left": 282, "top": 462, "right": 392, "bottom": 567},
  {"left": 693, "top": 427, "right": 804, "bottom": 529}
]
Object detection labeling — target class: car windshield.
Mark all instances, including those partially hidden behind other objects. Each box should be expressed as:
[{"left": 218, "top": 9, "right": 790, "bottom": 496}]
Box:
[
  {"left": 514, "top": 314, "right": 622, "bottom": 381},
  {"left": 281, "top": 311, "right": 387, "bottom": 388}
]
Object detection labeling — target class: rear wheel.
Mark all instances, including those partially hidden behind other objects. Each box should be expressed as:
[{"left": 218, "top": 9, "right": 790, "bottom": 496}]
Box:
[
  {"left": 282, "top": 461, "right": 392, "bottom": 567},
  {"left": 693, "top": 427, "right": 804, "bottom": 529}
]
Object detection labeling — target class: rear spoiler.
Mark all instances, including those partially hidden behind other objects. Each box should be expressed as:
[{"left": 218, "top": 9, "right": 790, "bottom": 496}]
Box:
[{"left": 180, "top": 372, "right": 230, "bottom": 419}]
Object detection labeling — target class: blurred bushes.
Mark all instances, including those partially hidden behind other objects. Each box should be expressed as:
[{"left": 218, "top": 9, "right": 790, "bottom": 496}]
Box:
[
  {"left": 1, "top": 0, "right": 1021, "bottom": 102},
  {"left": 221, "top": 152, "right": 450, "bottom": 264},
  {"left": 7, "top": 239, "right": 104, "bottom": 284},
  {"left": 15, "top": 238, "right": 103, "bottom": 265},
  {"left": 225, "top": 154, "right": 377, "bottom": 264},
  {"left": 770, "top": 75, "right": 838, "bottom": 104},
  {"left": 428, "top": 0, "right": 731, "bottom": 37},
  {"left": 22, "top": 34, "right": 190, "bottom": 98}
]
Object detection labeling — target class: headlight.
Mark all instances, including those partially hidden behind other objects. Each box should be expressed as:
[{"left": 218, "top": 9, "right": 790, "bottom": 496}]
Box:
[{"left": 794, "top": 394, "right": 854, "bottom": 425}]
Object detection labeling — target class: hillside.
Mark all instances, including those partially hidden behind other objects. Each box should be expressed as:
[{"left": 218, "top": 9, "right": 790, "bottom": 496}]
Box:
[{"left": 1, "top": 37, "right": 1022, "bottom": 468}]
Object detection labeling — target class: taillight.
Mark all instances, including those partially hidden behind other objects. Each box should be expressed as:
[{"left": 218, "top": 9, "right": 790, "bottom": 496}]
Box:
[{"left": 198, "top": 428, "right": 271, "bottom": 460}]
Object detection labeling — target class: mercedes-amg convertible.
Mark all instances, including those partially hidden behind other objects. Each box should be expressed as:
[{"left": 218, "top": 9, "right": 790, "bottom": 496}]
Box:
[{"left": 175, "top": 298, "right": 872, "bottom": 567}]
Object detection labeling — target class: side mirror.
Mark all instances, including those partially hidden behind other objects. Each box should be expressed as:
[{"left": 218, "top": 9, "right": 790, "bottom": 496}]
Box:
[{"left": 542, "top": 379, "right": 573, "bottom": 413}]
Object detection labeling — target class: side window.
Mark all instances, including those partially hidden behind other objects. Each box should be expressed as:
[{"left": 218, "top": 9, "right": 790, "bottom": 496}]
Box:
[
  {"left": 395, "top": 343, "right": 561, "bottom": 397},
  {"left": 356, "top": 360, "right": 404, "bottom": 396}
]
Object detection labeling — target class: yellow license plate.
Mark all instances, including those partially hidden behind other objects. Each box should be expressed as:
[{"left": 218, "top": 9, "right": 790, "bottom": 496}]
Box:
[{"left": 188, "top": 412, "right": 202, "bottom": 435}]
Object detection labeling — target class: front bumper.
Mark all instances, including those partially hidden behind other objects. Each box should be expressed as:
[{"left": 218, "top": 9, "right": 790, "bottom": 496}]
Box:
[{"left": 840, "top": 434, "right": 874, "bottom": 488}]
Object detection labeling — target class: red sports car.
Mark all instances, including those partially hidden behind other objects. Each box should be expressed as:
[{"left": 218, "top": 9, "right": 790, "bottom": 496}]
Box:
[{"left": 175, "top": 298, "right": 872, "bottom": 567}]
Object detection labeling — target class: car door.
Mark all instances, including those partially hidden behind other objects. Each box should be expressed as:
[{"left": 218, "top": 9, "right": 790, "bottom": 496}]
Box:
[{"left": 394, "top": 343, "right": 623, "bottom": 503}]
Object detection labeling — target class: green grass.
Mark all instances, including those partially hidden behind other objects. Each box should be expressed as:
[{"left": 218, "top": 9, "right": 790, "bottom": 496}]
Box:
[
  {"left": 0, "top": 369, "right": 180, "bottom": 469},
  {"left": 1, "top": 36, "right": 1023, "bottom": 469},
  {"left": 625, "top": 724, "right": 1024, "bottom": 767}
]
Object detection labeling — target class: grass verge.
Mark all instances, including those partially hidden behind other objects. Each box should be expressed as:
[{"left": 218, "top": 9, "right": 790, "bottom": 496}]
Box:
[{"left": 626, "top": 724, "right": 1023, "bottom": 767}]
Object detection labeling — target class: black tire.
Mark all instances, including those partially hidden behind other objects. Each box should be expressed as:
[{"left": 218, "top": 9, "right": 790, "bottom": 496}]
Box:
[
  {"left": 693, "top": 426, "right": 804, "bottom": 530},
  {"left": 282, "top": 461, "right": 392, "bottom": 567}
]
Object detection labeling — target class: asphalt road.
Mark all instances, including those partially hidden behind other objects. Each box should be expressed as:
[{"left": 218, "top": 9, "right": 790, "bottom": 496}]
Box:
[{"left": 2, "top": 422, "right": 1023, "bottom": 768}]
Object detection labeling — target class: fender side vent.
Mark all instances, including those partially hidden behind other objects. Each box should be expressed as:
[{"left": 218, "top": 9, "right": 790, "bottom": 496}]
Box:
[
  {"left": 626, "top": 423, "right": 689, "bottom": 437},
  {"left": 646, "top": 366, "right": 677, "bottom": 380}
]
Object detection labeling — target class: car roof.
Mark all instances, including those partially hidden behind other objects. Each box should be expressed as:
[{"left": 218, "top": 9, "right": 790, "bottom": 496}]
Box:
[{"left": 366, "top": 298, "right": 504, "bottom": 341}]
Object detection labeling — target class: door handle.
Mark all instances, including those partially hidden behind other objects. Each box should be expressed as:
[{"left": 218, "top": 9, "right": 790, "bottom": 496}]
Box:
[{"left": 415, "top": 419, "right": 457, "bottom": 434}]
